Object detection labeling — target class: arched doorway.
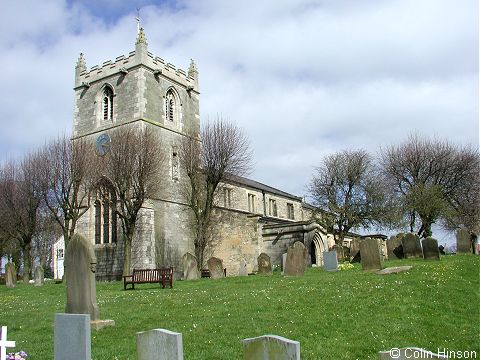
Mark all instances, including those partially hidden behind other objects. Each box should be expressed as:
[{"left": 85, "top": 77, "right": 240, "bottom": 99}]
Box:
[{"left": 310, "top": 232, "right": 326, "bottom": 266}]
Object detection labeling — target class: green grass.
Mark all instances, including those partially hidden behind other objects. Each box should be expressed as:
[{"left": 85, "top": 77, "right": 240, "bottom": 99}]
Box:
[{"left": 1, "top": 255, "right": 479, "bottom": 359}]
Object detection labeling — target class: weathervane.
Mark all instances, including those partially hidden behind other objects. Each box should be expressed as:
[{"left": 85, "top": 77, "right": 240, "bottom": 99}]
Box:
[{"left": 135, "top": 8, "right": 141, "bottom": 34}]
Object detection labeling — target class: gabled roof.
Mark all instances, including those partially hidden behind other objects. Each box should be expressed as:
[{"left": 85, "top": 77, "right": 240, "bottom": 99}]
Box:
[{"left": 225, "top": 174, "right": 302, "bottom": 201}]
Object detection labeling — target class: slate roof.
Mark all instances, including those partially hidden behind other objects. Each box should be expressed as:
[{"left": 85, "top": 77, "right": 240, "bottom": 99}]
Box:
[{"left": 225, "top": 174, "right": 302, "bottom": 201}]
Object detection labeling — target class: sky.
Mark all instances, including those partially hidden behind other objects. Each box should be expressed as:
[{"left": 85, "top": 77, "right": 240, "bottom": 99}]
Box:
[{"left": 0, "top": 0, "right": 478, "bottom": 243}]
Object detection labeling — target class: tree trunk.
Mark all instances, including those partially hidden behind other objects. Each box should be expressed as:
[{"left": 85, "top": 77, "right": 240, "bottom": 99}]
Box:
[
  {"left": 122, "top": 228, "right": 134, "bottom": 277},
  {"left": 22, "top": 242, "right": 32, "bottom": 283}
]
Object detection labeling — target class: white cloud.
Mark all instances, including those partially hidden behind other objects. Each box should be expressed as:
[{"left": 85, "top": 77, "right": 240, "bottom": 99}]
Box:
[{"left": 0, "top": 1, "right": 477, "bottom": 224}]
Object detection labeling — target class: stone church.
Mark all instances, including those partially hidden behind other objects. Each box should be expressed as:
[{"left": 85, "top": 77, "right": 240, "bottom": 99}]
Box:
[{"left": 71, "top": 28, "right": 341, "bottom": 280}]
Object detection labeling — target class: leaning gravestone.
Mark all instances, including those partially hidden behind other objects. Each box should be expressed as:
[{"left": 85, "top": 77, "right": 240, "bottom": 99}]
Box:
[
  {"left": 207, "top": 257, "right": 224, "bottom": 279},
  {"left": 323, "top": 251, "right": 338, "bottom": 271},
  {"left": 5, "top": 262, "right": 16, "bottom": 289},
  {"left": 332, "top": 244, "right": 344, "bottom": 262},
  {"left": 378, "top": 347, "right": 447, "bottom": 359},
  {"left": 54, "top": 313, "right": 91, "bottom": 360},
  {"left": 34, "top": 265, "right": 44, "bottom": 287},
  {"left": 137, "top": 328, "right": 184, "bottom": 360},
  {"left": 182, "top": 253, "right": 199, "bottom": 280},
  {"left": 456, "top": 229, "right": 471, "bottom": 253},
  {"left": 239, "top": 259, "right": 248, "bottom": 276},
  {"left": 360, "top": 238, "right": 382, "bottom": 271},
  {"left": 65, "top": 234, "right": 100, "bottom": 321},
  {"left": 422, "top": 238, "right": 440, "bottom": 260},
  {"left": 257, "top": 253, "right": 272, "bottom": 275},
  {"left": 402, "top": 233, "right": 423, "bottom": 259},
  {"left": 243, "top": 335, "right": 300, "bottom": 360},
  {"left": 387, "top": 234, "right": 404, "bottom": 260},
  {"left": 284, "top": 242, "right": 307, "bottom": 276},
  {"left": 349, "top": 238, "right": 361, "bottom": 261}
]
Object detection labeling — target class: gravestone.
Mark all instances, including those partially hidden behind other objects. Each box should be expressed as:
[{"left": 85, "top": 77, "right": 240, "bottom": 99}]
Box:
[
  {"left": 387, "top": 234, "right": 404, "bottom": 260},
  {"left": 376, "top": 266, "right": 412, "bottom": 275},
  {"left": 323, "top": 251, "right": 338, "bottom": 271},
  {"left": 137, "top": 328, "right": 183, "bottom": 360},
  {"left": 332, "top": 244, "right": 344, "bottom": 262},
  {"left": 402, "top": 233, "right": 422, "bottom": 259},
  {"left": 456, "top": 229, "right": 471, "bottom": 253},
  {"left": 257, "top": 253, "right": 272, "bottom": 275},
  {"left": 350, "top": 238, "right": 361, "bottom": 261},
  {"left": 378, "top": 347, "right": 447, "bottom": 359},
  {"left": 422, "top": 238, "right": 440, "bottom": 260},
  {"left": 5, "top": 262, "right": 16, "bottom": 289},
  {"left": 360, "top": 237, "right": 382, "bottom": 271},
  {"left": 239, "top": 259, "right": 248, "bottom": 276},
  {"left": 54, "top": 313, "right": 91, "bottom": 360},
  {"left": 243, "top": 335, "right": 300, "bottom": 360},
  {"left": 281, "top": 253, "right": 287, "bottom": 274},
  {"left": 182, "top": 253, "right": 199, "bottom": 280},
  {"left": 34, "top": 265, "right": 44, "bottom": 287},
  {"left": 65, "top": 234, "right": 100, "bottom": 321},
  {"left": 207, "top": 257, "right": 224, "bottom": 279},
  {"left": 284, "top": 242, "right": 307, "bottom": 276}
]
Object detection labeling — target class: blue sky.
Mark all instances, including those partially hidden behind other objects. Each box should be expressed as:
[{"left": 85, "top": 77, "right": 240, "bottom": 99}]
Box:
[{"left": 0, "top": 0, "right": 478, "bottom": 244}]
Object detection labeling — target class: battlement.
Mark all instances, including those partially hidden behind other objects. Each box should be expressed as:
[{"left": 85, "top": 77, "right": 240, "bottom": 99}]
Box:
[{"left": 75, "top": 28, "right": 198, "bottom": 91}]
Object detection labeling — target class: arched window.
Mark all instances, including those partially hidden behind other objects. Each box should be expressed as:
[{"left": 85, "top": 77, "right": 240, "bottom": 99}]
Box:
[
  {"left": 94, "top": 178, "right": 117, "bottom": 245},
  {"left": 103, "top": 86, "right": 114, "bottom": 121},
  {"left": 165, "top": 90, "right": 176, "bottom": 122}
]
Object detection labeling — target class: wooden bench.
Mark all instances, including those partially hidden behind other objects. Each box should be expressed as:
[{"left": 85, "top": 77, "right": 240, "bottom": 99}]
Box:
[{"left": 123, "top": 268, "right": 173, "bottom": 290}]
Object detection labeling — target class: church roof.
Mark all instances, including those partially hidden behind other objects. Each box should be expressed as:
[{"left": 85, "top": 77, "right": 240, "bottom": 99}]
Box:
[{"left": 225, "top": 174, "right": 302, "bottom": 201}]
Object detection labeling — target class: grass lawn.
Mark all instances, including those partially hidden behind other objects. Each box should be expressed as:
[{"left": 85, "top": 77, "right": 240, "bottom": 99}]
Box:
[{"left": 1, "top": 254, "right": 479, "bottom": 359}]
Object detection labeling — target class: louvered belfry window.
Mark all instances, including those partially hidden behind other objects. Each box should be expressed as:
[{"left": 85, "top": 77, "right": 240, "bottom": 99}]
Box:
[
  {"left": 166, "top": 90, "right": 175, "bottom": 122},
  {"left": 103, "top": 86, "right": 114, "bottom": 121}
]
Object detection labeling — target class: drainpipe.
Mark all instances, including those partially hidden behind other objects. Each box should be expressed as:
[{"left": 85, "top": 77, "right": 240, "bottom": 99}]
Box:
[{"left": 262, "top": 190, "right": 266, "bottom": 216}]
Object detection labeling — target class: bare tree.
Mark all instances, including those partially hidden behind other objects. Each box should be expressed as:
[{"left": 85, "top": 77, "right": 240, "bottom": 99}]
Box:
[
  {"left": 179, "top": 118, "right": 252, "bottom": 269},
  {"left": 40, "top": 136, "right": 94, "bottom": 253},
  {"left": 104, "top": 125, "right": 163, "bottom": 276},
  {"left": 32, "top": 208, "right": 61, "bottom": 276},
  {"left": 0, "top": 153, "right": 44, "bottom": 281},
  {"left": 308, "top": 149, "right": 395, "bottom": 245},
  {"left": 381, "top": 134, "right": 479, "bottom": 238}
]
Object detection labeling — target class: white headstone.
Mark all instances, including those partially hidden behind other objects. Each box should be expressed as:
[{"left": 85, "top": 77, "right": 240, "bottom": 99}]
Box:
[
  {"left": 137, "top": 328, "right": 184, "bottom": 360},
  {"left": 243, "top": 334, "right": 300, "bottom": 360},
  {"left": 239, "top": 259, "right": 248, "bottom": 276},
  {"left": 54, "top": 314, "right": 91, "bottom": 360}
]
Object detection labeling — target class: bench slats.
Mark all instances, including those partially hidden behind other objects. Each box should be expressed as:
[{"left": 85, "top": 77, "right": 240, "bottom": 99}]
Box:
[{"left": 123, "top": 267, "right": 174, "bottom": 290}]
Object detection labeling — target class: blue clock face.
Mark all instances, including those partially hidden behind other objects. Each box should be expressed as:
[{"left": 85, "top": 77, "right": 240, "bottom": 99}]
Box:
[{"left": 96, "top": 133, "right": 111, "bottom": 156}]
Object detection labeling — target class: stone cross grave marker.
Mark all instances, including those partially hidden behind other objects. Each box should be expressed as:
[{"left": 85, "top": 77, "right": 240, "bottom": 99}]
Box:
[
  {"left": 5, "top": 263, "right": 15, "bottom": 289},
  {"left": 243, "top": 334, "right": 300, "bottom": 360},
  {"left": 284, "top": 242, "right": 307, "bottom": 276},
  {"left": 456, "top": 229, "right": 471, "bottom": 253},
  {"left": 54, "top": 314, "right": 91, "bottom": 360},
  {"left": 239, "top": 259, "right": 248, "bottom": 276},
  {"left": 182, "top": 252, "right": 199, "bottom": 280},
  {"left": 402, "top": 233, "right": 422, "bottom": 259},
  {"left": 422, "top": 238, "right": 440, "bottom": 260},
  {"left": 34, "top": 265, "right": 44, "bottom": 287},
  {"left": 322, "top": 251, "right": 338, "bottom": 271},
  {"left": 386, "top": 234, "right": 404, "bottom": 260},
  {"left": 65, "top": 234, "right": 100, "bottom": 321},
  {"left": 137, "top": 328, "right": 184, "bottom": 360},
  {"left": 257, "top": 253, "right": 272, "bottom": 275},
  {"left": 360, "top": 238, "right": 383, "bottom": 271},
  {"left": 207, "top": 257, "right": 224, "bottom": 279},
  {"left": 0, "top": 326, "right": 16, "bottom": 360}
]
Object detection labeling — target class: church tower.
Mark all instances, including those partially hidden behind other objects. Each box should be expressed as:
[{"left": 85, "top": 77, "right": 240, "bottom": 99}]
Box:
[{"left": 73, "top": 28, "right": 200, "bottom": 279}]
